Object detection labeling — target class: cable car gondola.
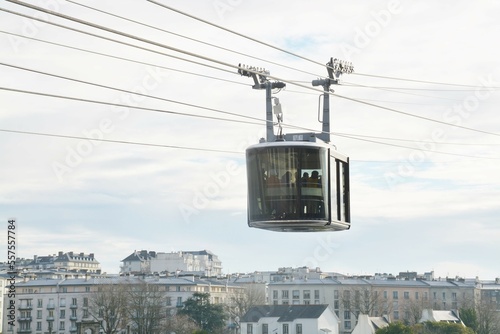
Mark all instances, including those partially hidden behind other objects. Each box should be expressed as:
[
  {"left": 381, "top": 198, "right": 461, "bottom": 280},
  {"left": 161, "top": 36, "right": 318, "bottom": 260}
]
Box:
[
  {"left": 239, "top": 58, "right": 353, "bottom": 232},
  {"left": 246, "top": 140, "right": 349, "bottom": 232}
]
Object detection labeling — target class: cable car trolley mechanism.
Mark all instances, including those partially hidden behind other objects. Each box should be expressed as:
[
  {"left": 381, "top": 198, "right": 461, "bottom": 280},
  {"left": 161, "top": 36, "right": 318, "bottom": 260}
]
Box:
[{"left": 239, "top": 58, "right": 353, "bottom": 232}]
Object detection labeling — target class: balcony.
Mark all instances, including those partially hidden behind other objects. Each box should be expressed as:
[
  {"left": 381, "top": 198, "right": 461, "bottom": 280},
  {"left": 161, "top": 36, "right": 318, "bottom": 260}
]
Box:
[
  {"left": 70, "top": 304, "right": 78, "bottom": 309},
  {"left": 46, "top": 304, "right": 55, "bottom": 310},
  {"left": 17, "top": 330, "right": 32, "bottom": 334},
  {"left": 18, "top": 305, "right": 33, "bottom": 310},
  {"left": 18, "top": 317, "right": 32, "bottom": 322},
  {"left": 69, "top": 326, "right": 78, "bottom": 332}
]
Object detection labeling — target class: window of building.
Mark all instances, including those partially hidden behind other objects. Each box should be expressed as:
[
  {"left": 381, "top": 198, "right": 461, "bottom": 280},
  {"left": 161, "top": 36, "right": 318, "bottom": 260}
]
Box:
[
  {"left": 344, "top": 311, "right": 351, "bottom": 319},
  {"left": 383, "top": 291, "right": 388, "bottom": 299},
  {"left": 314, "top": 290, "right": 320, "bottom": 299},
  {"left": 37, "top": 299, "right": 43, "bottom": 308},
  {"left": 60, "top": 310, "right": 65, "bottom": 319},
  {"left": 296, "top": 324, "right": 302, "bottom": 334},
  {"left": 177, "top": 297, "right": 183, "bottom": 307},
  {"left": 303, "top": 290, "right": 310, "bottom": 299},
  {"left": 83, "top": 298, "right": 88, "bottom": 307},
  {"left": 415, "top": 292, "right": 419, "bottom": 300},
  {"left": 404, "top": 292, "right": 409, "bottom": 299},
  {"left": 283, "top": 324, "right": 289, "bottom": 334},
  {"left": 36, "top": 322, "right": 42, "bottom": 331},
  {"left": 442, "top": 292, "right": 446, "bottom": 300},
  {"left": 282, "top": 290, "right": 289, "bottom": 299},
  {"left": 393, "top": 291, "right": 398, "bottom": 299},
  {"left": 273, "top": 290, "right": 278, "bottom": 299},
  {"left": 37, "top": 310, "right": 42, "bottom": 319},
  {"left": 72, "top": 298, "right": 77, "bottom": 306},
  {"left": 85, "top": 286, "right": 90, "bottom": 292},
  {"left": 59, "top": 321, "right": 65, "bottom": 330},
  {"left": 344, "top": 321, "right": 351, "bottom": 330},
  {"left": 262, "top": 324, "right": 268, "bottom": 334},
  {"left": 20, "top": 322, "right": 31, "bottom": 331},
  {"left": 292, "top": 290, "right": 300, "bottom": 299},
  {"left": 166, "top": 297, "right": 171, "bottom": 306},
  {"left": 334, "top": 290, "right": 339, "bottom": 299},
  {"left": 452, "top": 292, "right": 457, "bottom": 301},
  {"left": 246, "top": 324, "right": 253, "bottom": 334},
  {"left": 394, "top": 310, "right": 399, "bottom": 320}
]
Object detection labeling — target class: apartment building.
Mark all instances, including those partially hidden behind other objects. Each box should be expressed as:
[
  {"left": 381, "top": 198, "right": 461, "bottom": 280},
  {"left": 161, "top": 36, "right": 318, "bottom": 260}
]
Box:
[
  {"left": 120, "top": 249, "right": 222, "bottom": 276},
  {"left": 13, "top": 251, "right": 101, "bottom": 274},
  {"left": 2, "top": 275, "right": 243, "bottom": 334},
  {"left": 268, "top": 276, "right": 477, "bottom": 334}
]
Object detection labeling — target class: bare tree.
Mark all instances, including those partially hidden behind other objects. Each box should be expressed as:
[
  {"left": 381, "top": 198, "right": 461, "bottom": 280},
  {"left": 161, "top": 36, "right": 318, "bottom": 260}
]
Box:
[
  {"left": 400, "top": 297, "right": 432, "bottom": 326},
  {"left": 476, "top": 298, "right": 500, "bottom": 334},
  {"left": 227, "top": 283, "right": 267, "bottom": 320},
  {"left": 459, "top": 291, "right": 500, "bottom": 334},
  {"left": 126, "top": 281, "right": 166, "bottom": 334},
  {"left": 88, "top": 281, "right": 129, "bottom": 334},
  {"left": 342, "top": 286, "right": 392, "bottom": 317},
  {"left": 164, "top": 313, "right": 200, "bottom": 334}
]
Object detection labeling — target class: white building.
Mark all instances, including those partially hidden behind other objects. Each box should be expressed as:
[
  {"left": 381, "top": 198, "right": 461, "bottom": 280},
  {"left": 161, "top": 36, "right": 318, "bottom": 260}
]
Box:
[
  {"left": 240, "top": 304, "right": 340, "bottom": 334},
  {"left": 351, "top": 314, "right": 390, "bottom": 334},
  {"left": 120, "top": 249, "right": 222, "bottom": 276},
  {"left": 2, "top": 275, "right": 243, "bottom": 334},
  {"left": 419, "top": 309, "right": 464, "bottom": 325},
  {"left": 13, "top": 251, "right": 101, "bottom": 273}
]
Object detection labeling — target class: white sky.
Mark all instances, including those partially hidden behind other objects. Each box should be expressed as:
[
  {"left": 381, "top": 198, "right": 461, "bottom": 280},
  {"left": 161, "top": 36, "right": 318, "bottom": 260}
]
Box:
[{"left": 1, "top": 0, "right": 499, "bottom": 279}]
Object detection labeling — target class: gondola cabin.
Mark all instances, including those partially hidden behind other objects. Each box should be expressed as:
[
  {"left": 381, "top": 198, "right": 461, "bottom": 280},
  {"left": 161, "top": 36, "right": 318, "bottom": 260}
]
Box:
[{"left": 246, "top": 140, "right": 350, "bottom": 232}]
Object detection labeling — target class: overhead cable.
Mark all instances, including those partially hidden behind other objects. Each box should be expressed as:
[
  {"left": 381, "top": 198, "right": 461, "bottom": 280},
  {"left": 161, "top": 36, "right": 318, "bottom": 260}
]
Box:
[
  {"left": 0, "top": 86, "right": 265, "bottom": 126},
  {"left": 0, "top": 128, "right": 242, "bottom": 154},
  {"left": 4, "top": 2, "right": 500, "bottom": 138},
  {"left": 147, "top": 0, "right": 500, "bottom": 89},
  {"left": 66, "top": 0, "right": 325, "bottom": 80},
  {"left": 0, "top": 62, "right": 264, "bottom": 124}
]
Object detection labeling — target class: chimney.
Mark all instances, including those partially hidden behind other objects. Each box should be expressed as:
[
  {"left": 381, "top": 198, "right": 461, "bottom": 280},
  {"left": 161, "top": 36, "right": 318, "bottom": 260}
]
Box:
[
  {"left": 58, "top": 251, "right": 63, "bottom": 257},
  {"left": 89, "top": 253, "right": 94, "bottom": 259}
]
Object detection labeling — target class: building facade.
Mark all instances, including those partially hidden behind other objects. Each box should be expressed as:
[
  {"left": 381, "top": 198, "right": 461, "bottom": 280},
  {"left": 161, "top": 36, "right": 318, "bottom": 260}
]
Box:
[
  {"left": 241, "top": 304, "right": 340, "bottom": 334},
  {"left": 120, "top": 249, "right": 222, "bottom": 276},
  {"left": 268, "top": 276, "right": 478, "bottom": 334},
  {"left": 11, "top": 251, "right": 101, "bottom": 274},
  {"left": 2, "top": 275, "right": 243, "bottom": 334}
]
